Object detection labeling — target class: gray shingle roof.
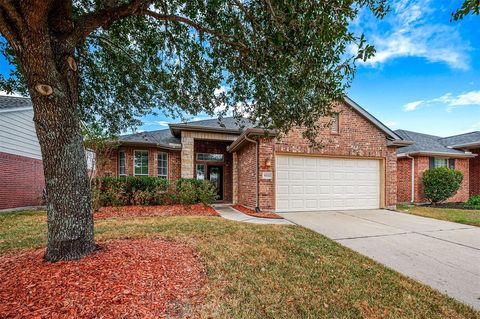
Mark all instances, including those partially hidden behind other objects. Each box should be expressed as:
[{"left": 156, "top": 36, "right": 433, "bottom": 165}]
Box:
[
  {"left": 119, "top": 129, "right": 181, "bottom": 148},
  {"left": 0, "top": 95, "right": 32, "bottom": 110},
  {"left": 175, "top": 116, "right": 256, "bottom": 130},
  {"left": 395, "top": 130, "right": 469, "bottom": 156},
  {"left": 438, "top": 132, "right": 480, "bottom": 147}
]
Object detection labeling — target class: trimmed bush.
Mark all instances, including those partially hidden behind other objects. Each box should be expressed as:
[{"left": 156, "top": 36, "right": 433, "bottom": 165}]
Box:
[
  {"left": 92, "top": 176, "right": 217, "bottom": 208},
  {"left": 422, "top": 167, "right": 463, "bottom": 204},
  {"left": 467, "top": 195, "right": 480, "bottom": 207}
]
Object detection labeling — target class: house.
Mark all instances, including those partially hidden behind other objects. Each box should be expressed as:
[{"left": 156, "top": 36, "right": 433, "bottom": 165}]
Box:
[
  {"left": 395, "top": 130, "right": 480, "bottom": 204},
  {"left": 97, "top": 97, "right": 410, "bottom": 212},
  {"left": 0, "top": 96, "right": 45, "bottom": 209}
]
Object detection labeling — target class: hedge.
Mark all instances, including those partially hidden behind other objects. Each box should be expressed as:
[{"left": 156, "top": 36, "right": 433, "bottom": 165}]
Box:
[
  {"left": 93, "top": 176, "right": 217, "bottom": 209},
  {"left": 422, "top": 167, "right": 463, "bottom": 204}
]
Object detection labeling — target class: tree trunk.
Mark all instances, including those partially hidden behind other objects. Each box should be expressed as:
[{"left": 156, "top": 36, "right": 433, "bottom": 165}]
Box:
[{"left": 16, "top": 32, "right": 96, "bottom": 261}]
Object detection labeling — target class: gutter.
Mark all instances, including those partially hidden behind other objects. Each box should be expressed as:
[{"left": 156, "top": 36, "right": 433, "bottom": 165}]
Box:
[
  {"left": 169, "top": 124, "right": 243, "bottom": 137},
  {"left": 227, "top": 128, "right": 277, "bottom": 153},
  {"left": 446, "top": 141, "right": 480, "bottom": 149},
  {"left": 119, "top": 140, "right": 182, "bottom": 151},
  {"left": 0, "top": 106, "right": 33, "bottom": 113},
  {"left": 387, "top": 139, "right": 414, "bottom": 147},
  {"left": 397, "top": 151, "right": 476, "bottom": 158}
]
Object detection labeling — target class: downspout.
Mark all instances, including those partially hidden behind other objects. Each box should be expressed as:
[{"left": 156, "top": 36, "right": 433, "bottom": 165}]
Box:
[
  {"left": 245, "top": 135, "right": 260, "bottom": 211},
  {"left": 406, "top": 154, "right": 415, "bottom": 204}
]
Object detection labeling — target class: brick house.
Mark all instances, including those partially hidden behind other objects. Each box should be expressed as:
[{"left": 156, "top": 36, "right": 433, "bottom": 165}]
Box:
[
  {"left": 97, "top": 97, "right": 410, "bottom": 212},
  {"left": 395, "top": 130, "right": 480, "bottom": 204},
  {"left": 0, "top": 96, "right": 45, "bottom": 209}
]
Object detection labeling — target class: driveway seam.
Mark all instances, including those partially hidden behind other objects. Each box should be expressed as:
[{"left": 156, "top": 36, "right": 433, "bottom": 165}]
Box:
[{"left": 334, "top": 231, "right": 413, "bottom": 241}]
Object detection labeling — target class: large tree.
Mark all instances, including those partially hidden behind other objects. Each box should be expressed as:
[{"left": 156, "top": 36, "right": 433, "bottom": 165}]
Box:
[{"left": 0, "top": 0, "right": 386, "bottom": 261}]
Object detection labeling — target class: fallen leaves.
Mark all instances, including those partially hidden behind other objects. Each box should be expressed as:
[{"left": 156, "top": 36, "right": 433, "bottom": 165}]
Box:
[
  {"left": 94, "top": 204, "right": 219, "bottom": 220},
  {"left": 232, "top": 205, "right": 282, "bottom": 219},
  {"left": 0, "top": 239, "right": 206, "bottom": 319}
]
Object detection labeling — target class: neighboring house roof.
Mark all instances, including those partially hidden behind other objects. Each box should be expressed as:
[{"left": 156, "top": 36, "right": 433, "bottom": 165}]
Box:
[
  {"left": 119, "top": 129, "right": 181, "bottom": 150},
  {"left": 438, "top": 131, "right": 480, "bottom": 149},
  {"left": 395, "top": 130, "right": 476, "bottom": 158},
  {"left": 0, "top": 95, "right": 32, "bottom": 112}
]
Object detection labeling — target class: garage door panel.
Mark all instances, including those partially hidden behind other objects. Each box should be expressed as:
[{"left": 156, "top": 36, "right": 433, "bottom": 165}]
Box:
[{"left": 276, "top": 155, "right": 381, "bottom": 212}]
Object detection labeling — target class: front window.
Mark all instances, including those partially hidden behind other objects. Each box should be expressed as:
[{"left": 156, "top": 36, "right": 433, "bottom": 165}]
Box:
[
  {"left": 118, "top": 151, "right": 126, "bottom": 176},
  {"left": 158, "top": 152, "right": 168, "bottom": 179},
  {"left": 196, "top": 153, "right": 224, "bottom": 162},
  {"left": 429, "top": 158, "right": 455, "bottom": 169},
  {"left": 196, "top": 164, "right": 205, "bottom": 180},
  {"left": 134, "top": 150, "right": 149, "bottom": 176},
  {"left": 331, "top": 112, "right": 339, "bottom": 133}
]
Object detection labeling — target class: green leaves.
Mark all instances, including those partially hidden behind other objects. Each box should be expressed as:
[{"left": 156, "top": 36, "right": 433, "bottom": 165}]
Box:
[
  {"left": 2, "top": 0, "right": 390, "bottom": 142},
  {"left": 423, "top": 167, "right": 464, "bottom": 204},
  {"left": 451, "top": 0, "right": 480, "bottom": 21}
]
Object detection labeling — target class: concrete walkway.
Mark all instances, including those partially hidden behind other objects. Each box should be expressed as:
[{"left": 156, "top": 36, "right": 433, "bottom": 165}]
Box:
[
  {"left": 279, "top": 209, "right": 480, "bottom": 310},
  {"left": 212, "top": 204, "right": 293, "bottom": 225}
]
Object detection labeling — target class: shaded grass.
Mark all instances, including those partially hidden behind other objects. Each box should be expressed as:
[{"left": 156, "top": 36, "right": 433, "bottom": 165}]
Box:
[
  {"left": 397, "top": 204, "right": 480, "bottom": 227},
  {"left": 1, "top": 210, "right": 478, "bottom": 318}
]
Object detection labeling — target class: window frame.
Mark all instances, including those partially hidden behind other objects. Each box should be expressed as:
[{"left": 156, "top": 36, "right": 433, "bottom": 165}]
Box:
[
  {"left": 429, "top": 157, "right": 455, "bottom": 169},
  {"left": 133, "top": 150, "right": 149, "bottom": 176},
  {"left": 118, "top": 150, "right": 126, "bottom": 176},
  {"left": 331, "top": 112, "right": 340, "bottom": 134},
  {"left": 157, "top": 152, "right": 168, "bottom": 179},
  {"left": 196, "top": 153, "right": 224, "bottom": 162}
]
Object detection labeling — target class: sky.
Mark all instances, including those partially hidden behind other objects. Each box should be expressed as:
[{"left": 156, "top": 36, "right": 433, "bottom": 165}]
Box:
[{"left": 1, "top": 0, "right": 479, "bottom": 137}]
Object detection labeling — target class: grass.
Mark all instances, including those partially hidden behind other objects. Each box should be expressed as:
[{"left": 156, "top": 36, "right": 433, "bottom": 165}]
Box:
[
  {"left": 1, "top": 210, "right": 479, "bottom": 318},
  {"left": 397, "top": 204, "right": 480, "bottom": 227}
]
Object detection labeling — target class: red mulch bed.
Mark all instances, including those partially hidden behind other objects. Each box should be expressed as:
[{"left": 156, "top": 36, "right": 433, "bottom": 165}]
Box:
[
  {"left": 232, "top": 204, "right": 282, "bottom": 219},
  {"left": 0, "top": 239, "right": 205, "bottom": 319},
  {"left": 94, "top": 204, "right": 219, "bottom": 220}
]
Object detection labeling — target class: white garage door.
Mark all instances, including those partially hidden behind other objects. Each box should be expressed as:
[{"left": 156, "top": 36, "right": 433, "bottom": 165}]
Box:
[{"left": 276, "top": 155, "right": 381, "bottom": 212}]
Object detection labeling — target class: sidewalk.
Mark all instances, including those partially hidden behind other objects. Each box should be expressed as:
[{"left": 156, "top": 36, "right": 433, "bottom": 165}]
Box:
[{"left": 212, "top": 204, "right": 293, "bottom": 225}]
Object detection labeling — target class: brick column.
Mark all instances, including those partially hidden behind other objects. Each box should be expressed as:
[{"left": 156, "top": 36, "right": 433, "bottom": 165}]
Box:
[
  {"left": 181, "top": 135, "right": 194, "bottom": 178},
  {"left": 232, "top": 152, "right": 238, "bottom": 204}
]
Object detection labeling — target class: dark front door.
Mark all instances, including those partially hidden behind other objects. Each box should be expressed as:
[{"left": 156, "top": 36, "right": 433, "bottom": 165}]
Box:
[{"left": 207, "top": 165, "right": 223, "bottom": 201}]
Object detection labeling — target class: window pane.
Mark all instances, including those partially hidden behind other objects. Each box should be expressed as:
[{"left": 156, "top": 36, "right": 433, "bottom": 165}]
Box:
[
  {"left": 134, "top": 151, "right": 148, "bottom": 175},
  {"left": 196, "top": 164, "right": 205, "bottom": 180},
  {"left": 331, "top": 113, "right": 339, "bottom": 133},
  {"left": 118, "top": 151, "right": 125, "bottom": 175},
  {"left": 196, "top": 153, "right": 224, "bottom": 162},
  {"left": 433, "top": 158, "right": 448, "bottom": 168},
  {"left": 157, "top": 152, "right": 168, "bottom": 178}
]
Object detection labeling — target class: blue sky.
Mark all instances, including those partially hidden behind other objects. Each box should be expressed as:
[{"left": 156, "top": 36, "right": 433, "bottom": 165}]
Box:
[{"left": 1, "top": 0, "right": 479, "bottom": 137}]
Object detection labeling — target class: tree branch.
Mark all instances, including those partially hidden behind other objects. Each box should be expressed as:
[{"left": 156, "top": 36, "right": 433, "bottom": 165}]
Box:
[
  {"left": 0, "top": 0, "right": 24, "bottom": 30},
  {"left": 0, "top": 8, "right": 20, "bottom": 49}
]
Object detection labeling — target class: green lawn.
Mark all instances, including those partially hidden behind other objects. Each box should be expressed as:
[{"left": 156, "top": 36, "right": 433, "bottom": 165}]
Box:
[
  {"left": 1, "top": 210, "right": 478, "bottom": 318},
  {"left": 397, "top": 204, "right": 480, "bottom": 227}
]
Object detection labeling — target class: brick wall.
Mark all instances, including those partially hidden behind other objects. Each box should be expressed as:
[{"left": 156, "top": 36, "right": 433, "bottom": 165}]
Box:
[
  {"left": 236, "top": 141, "right": 257, "bottom": 208},
  {"left": 405, "top": 156, "right": 470, "bottom": 203},
  {"left": 397, "top": 157, "right": 413, "bottom": 203},
  {"left": 0, "top": 152, "right": 45, "bottom": 209},
  {"left": 194, "top": 140, "right": 233, "bottom": 202},
  {"left": 470, "top": 149, "right": 480, "bottom": 196},
  {"left": 233, "top": 101, "right": 399, "bottom": 211},
  {"left": 96, "top": 146, "right": 181, "bottom": 182}
]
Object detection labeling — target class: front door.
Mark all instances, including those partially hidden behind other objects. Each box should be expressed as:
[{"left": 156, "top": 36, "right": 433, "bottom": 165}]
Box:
[{"left": 207, "top": 165, "right": 223, "bottom": 201}]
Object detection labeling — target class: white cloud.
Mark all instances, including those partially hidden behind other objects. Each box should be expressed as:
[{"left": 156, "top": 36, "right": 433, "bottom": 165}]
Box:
[
  {"left": 156, "top": 121, "right": 171, "bottom": 127},
  {"left": 457, "top": 121, "right": 480, "bottom": 134},
  {"left": 403, "top": 90, "right": 480, "bottom": 112},
  {"left": 384, "top": 120, "right": 397, "bottom": 127},
  {"left": 403, "top": 100, "right": 424, "bottom": 111},
  {"left": 357, "top": 0, "right": 470, "bottom": 70}
]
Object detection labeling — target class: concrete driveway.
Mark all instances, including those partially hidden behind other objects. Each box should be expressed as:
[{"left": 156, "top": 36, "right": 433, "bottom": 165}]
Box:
[{"left": 278, "top": 209, "right": 480, "bottom": 310}]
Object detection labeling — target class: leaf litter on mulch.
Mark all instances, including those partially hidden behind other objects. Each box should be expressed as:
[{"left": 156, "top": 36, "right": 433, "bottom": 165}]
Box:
[
  {"left": 0, "top": 239, "right": 206, "bottom": 319},
  {"left": 94, "top": 204, "right": 219, "bottom": 220}
]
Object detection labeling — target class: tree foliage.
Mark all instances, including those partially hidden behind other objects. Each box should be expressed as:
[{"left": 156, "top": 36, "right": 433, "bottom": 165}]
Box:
[
  {"left": 1, "top": 0, "right": 388, "bottom": 140},
  {"left": 452, "top": 0, "right": 480, "bottom": 21}
]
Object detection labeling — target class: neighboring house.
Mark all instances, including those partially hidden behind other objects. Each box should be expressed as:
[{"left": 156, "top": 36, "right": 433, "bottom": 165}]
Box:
[
  {"left": 395, "top": 130, "right": 480, "bottom": 204},
  {"left": 97, "top": 97, "right": 409, "bottom": 212},
  {"left": 0, "top": 96, "right": 45, "bottom": 209}
]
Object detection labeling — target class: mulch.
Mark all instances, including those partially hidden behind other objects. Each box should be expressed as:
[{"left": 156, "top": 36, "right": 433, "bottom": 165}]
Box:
[
  {"left": 232, "top": 204, "right": 283, "bottom": 219},
  {"left": 0, "top": 239, "right": 206, "bottom": 319},
  {"left": 94, "top": 204, "right": 219, "bottom": 220}
]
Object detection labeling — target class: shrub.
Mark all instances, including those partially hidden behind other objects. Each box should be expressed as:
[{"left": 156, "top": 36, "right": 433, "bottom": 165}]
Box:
[
  {"left": 422, "top": 167, "right": 463, "bottom": 204},
  {"left": 92, "top": 176, "right": 218, "bottom": 208},
  {"left": 467, "top": 195, "right": 480, "bottom": 207}
]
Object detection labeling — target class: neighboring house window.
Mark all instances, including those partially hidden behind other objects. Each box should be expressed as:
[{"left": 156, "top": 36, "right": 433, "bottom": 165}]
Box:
[
  {"left": 196, "top": 153, "right": 224, "bottom": 162},
  {"left": 429, "top": 157, "right": 455, "bottom": 169},
  {"left": 196, "top": 164, "right": 205, "bottom": 180},
  {"left": 118, "top": 151, "right": 126, "bottom": 176},
  {"left": 158, "top": 152, "right": 168, "bottom": 179},
  {"left": 134, "top": 150, "right": 149, "bottom": 175},
  {"left": 331, "top": 112, "right": 339, "bottom": 133}
]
